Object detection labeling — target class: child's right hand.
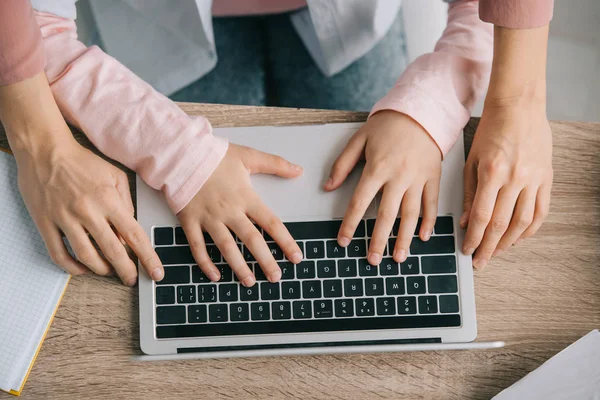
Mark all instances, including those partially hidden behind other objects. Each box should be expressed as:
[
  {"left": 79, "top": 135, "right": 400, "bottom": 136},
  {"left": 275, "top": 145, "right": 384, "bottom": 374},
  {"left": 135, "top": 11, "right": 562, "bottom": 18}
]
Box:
[{"left": 178, "top": 144, "right": 304, "bottom": 287}]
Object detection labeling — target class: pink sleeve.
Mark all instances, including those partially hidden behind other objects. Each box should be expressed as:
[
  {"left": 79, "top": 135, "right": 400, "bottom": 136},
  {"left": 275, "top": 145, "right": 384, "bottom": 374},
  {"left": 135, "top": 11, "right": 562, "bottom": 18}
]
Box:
[
  {"left": 0, "top": 0, "right": 46, "bottom": 85},
  {"left": 34, "top": 11, "right": 228, "bottom": 214},
  {"left": 370, "top": 0, "right": 493, "bottom": 157},
  {"left": 479, "top": 0, "right": 554, "bottom": 29}
]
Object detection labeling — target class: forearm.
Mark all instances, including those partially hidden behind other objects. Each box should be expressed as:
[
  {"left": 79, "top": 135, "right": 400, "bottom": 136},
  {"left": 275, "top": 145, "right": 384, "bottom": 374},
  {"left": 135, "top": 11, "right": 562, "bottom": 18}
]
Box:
[{"left": 485, "top": 25, "right": 549, "bottom": 108}]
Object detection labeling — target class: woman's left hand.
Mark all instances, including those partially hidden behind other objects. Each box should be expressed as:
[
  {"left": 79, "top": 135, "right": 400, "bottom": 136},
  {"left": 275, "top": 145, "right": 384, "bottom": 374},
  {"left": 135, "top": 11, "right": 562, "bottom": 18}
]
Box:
[{"left": 462, "top": 103, "right": 553, "bottom": 269}]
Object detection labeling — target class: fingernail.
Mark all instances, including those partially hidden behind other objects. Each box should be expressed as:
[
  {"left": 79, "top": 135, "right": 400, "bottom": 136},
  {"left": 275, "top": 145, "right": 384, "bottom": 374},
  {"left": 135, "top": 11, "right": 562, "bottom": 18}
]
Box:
[
  {"left": 338, "top": 236, "right": 351, "bottom": 247},
  {"left": 325, "top": 177, "right": 333, "bottom": 188},
  {"left": 473, "top": 259, "right": 487, "bottom": 269},
  {"left": 423, "top": 231, "right": 431, "bottom": 241},
  {"left": 242, "top": 275, "right": 256, "bottom": 287},
  {"left": 290, "top": 251, "right": 303, "bottom": 264},
  {"left": 464, "top": 247, "right": 475, "bottom": 256},
  {"left": 208, "top": 271, "right": 220, "bottom": 282},
  {"left": 368, "top": 252, "right": 382, "bottom": 265},
  {"left": 269, "top": 269, "right": 282, "bottom": 283},
  {"left": 293, "top": 164, "right": 303, "bottom": 172},
  {"left": 127, "top": 278, "right": 137, "bottom": 286},
  {"left": 396, "top": 249, "right": 407, "bottom": 262},
  {"left": 460, "top": 213, "right": 468, "bottom": 228},
  {"left": 151, "top": 268, "right": 164, "bottom": 281},
  {"left": 493, "top": 249, "right": 503, "bottom": 257}
]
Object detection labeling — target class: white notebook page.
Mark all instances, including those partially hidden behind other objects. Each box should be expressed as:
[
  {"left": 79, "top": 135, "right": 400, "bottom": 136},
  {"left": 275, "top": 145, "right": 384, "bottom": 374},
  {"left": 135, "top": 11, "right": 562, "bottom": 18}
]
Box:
[{"left": 0, "top": 151, "right": 69, "bottom": 394}]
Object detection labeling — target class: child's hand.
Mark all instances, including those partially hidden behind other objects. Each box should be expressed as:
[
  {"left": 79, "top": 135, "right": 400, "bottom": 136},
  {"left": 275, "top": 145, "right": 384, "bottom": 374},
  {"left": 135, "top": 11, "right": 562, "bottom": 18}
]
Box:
[
  {"left": 14, "top": 138, "right": 163, "bottom": 286},
  {"left": 462, "top": 104, "right": 553, "bottom": 268},
  {"left": 325, "top": 110, "right": 442, "bottom": 265},
  {"left": 178, "top": 144, "right": 304, "bottom": 287}
]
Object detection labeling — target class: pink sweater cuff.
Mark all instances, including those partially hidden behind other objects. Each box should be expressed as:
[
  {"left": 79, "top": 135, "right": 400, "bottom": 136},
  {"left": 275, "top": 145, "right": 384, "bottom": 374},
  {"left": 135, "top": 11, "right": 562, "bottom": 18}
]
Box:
[
  {"left": 479, "top": 0, "right": 554, "bottom": 29},
  {"left": 0, "top": 0, "right": 46, "bottom": 85}
]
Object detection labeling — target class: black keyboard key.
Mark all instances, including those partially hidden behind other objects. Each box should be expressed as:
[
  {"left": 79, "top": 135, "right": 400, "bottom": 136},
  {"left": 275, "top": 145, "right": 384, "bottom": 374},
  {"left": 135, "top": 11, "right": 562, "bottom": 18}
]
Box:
[
  {"left": 317, "top": 260, "right": 336, "bottom": 278},
  {"left": 267, "top": 242, "right": 284, "bottom": 260},
  {"left": 240, "top": 285, "right": 259, "bottom": 301},
  {"left": 156, "top": 286, "right": 175, "bottom": 305},
  {"left": 414, "top": 218, "right": 423, "bottom": 236},
  {"left": 376, "top": 297, "right": 396, "bottom": 316},
  {"left": 379, "top": 258, "right": 399, "bottom": 276},
  {"left": 313, "top": 300, "right": 334, "bottom": 318},
  {"left": 209, "top": 304, "right": 228, "bottom": 322},
  {"left": 387, "top": 238, "right": 396, "bottom": 255},
  {"left": 219, "top": 284, "right": 238, "bottom": 302},
  {"left": 197, "top": 285, "right": 217, "bottom": 302},
  {"left": 203, "top": 231, "right": 214, "bottom": 244},
  {"left": 296, "top": 241, "right": 304, "bottom": 255},
  {"left": 279, "top": 262, "right": 295, "bottom": 279},
  {"left": 243, "top": 245, "right": 255, "bottom": 262},
  {"left": 400, "top": 257, "right": 420, "bottom": 275},
  {"left": 422, "top": 256, "right": 457, "bottom": 274},
  {"left": 428, "top": 275, "right": 458, "bottom": 293},
  {"left": 254, "top": 266, "right": 268, "bottom": 281},
  {"left": 156, "top": 247, "right": 195, "bottom": 266},
  {"left": 434, "top": 216, "right": 454, "bottom": 234},
  {"left": 338, "top": 259, "right": 357, "bottom": 277},
  {"left": 359, "top": 259, "right": 378, "bottom": 275},
  {"left": 326, "top": 240, "right": 346, "bottom": 258},
  {"left": 206, "top": 245, "right": 222, "bottom": 263},
  {"left": 306, "top": 241, "right": 325, "bottom": 259},
  {"left": 156, "top": 305, "right": 186, "bottom": 324},
  {"left": 293, "top": 300, "right": 312, "bottom": 319},
  {"left": 392, "top": 218, "right": 401, "bottom": 236},
  {"left": 296, "top": 261, "right": 316, "bottom": 279},
  {"left": 154, "top": 227, "right": 173, "bottom": 245},
  {"left": 368, "top": 238, "right": 388, "bottom": 257},
  {"left": 407, "top": 276, "right": 426, "bottom": 294},
  {"left": 410, "top": 236, "right": 455, "bottom": 255},
  {"left": 418, "top": 296, "right": 438, "bottom": 314},
  {"left": 282, "top": 281, "right": 301, "bottom": 299},
  {"left": 366, "top": 219, "right": 376, "bottom": 236},
  {"left": 272, "top": 301, "right": 292, "bottom": 320},
  {"left": 355, "top": 220, "right": 366, "bottom": 238},
  {"left": 439, "top": 295, "right": 460, "bottom": 313},
  {"left": 365, "top": 278, "right": 384, "bottom": 296},
  {"left": 188, "top": 305, "right": 207, "bottom": 323},
  {"left": 356, "top": 298, "right": 375, "bottom": 316},
  {"left": 174, "top": 227, "right": 188, "bottom": 245},
  {"left": 397, "top": 297, "right": 417, "bottom": 314},
  {"left": 302, "top": 280, "right": 322, "bottom": 298},
  {"left": 177, "top": 285, "right": 196, "bottom": 303},
  {"left": 386, "top": 277, "right": 405, "bottom": 295},
  {"left": 347, "top": 239, "right": 367, "bottom": 257},
  {"left": 191, "top": 266, "right": 210, "bottom": 283},
  {"left": 216, "top": 264, "right": 233, "bottom": 282},
  {"left": 323, "top": 279, "right": 343, "bottom": 298},
  {"left": 260, "top": 282, "right": 281, "bottom": 300},
  {"left": 284, "top": 220, "right": 341, "bottom": 240},
  {"left": 156, "top": 314, "right": 463, "bottom": 338},
  {"left": 334, "top": 299, "right": 354, "bottom": 317},
  {"left": 344, "top": 279, "right": 363, "bottom": 297},
  {"left": 230, "top": 303, "right": 250, "bottom": 322},
  {"left": 251, "top": 302, "right": 270, "bottom": 320}
]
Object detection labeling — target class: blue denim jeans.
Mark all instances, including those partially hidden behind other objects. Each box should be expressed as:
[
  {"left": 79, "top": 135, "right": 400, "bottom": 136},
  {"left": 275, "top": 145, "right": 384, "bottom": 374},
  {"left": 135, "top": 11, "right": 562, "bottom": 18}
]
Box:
[{"left": 169, "top": 11, "right": 408, "bottom": 112}]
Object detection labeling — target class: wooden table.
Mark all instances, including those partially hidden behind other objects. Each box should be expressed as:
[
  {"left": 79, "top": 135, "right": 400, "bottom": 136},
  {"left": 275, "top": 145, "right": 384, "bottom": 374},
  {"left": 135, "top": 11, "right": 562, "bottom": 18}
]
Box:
[{"left": 1, "top": 104, "right": 599, "bottom": 399}]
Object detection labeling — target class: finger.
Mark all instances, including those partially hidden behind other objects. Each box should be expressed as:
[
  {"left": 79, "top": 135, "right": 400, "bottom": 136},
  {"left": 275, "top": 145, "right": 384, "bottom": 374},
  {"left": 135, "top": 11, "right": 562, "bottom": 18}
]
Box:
[
  {"left": 472, "top": 187, "right": 520, "bottom": 269},
  {"left": 86, "top": 220, "right": 138, "bottom": 286},
  {"left": 520, "top": 182, "right": 551, "bottom": 240},
  {"left": 461, "top": 161, "right": 477, "bottom": 229},
  {"left": 40, "top": 222, "right": 88, "bottom": 275},
  {"left": 368, "top": 183, "right": 403, "bottom": 265},
  {"left": 338, "top": 169, "right": 382, "bottom": 247},
  {"left": 61, "top": 223, "right": 112, "bottom": 276},
  {"left": 110, "top": 212, "right": 164, "bottom": 281},
  {"left": 420, "top": 178, "right": 440, "bottom": 241},
  {"left": 208, "top": 221, "right": 257, "bottom": 286},
  {"left": 115, "top": 171, "right": 135, "bottom": 216},
  {"left": 462, "top": 177, "right": 501, "bottom": 256},
  {"left": 325, "top": 131, "right": 367, "bottom": 191},
  {"left": 181, "top": 220, "right": 220, "bottom": 282},
  {"left": 241, "top": 147, "right": 303, "bottom": 178},
  {"left": 229, "top": 216, "right": 281, "bottom": 284},
  {"left": 393, "top": 187, "right": 421, "bottom": 263},
  {"left": 248, "top": 198, "right": 303, "bottom": 264},
  {"left": 495, "top": 188, "right": 536, "bottom": 252}
]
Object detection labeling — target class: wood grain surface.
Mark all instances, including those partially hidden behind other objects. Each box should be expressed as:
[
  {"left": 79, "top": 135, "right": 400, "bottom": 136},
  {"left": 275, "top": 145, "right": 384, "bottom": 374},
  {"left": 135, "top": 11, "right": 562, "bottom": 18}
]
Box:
[{"left": 1, "top": 103, "right": 599, "bottom": 399}]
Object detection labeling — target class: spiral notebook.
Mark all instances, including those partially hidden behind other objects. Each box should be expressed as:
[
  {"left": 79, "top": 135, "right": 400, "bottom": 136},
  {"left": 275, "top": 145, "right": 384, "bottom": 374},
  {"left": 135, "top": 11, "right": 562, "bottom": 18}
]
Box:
[{"left": 0, "top": 149, "right": 70, "bottom": 396}]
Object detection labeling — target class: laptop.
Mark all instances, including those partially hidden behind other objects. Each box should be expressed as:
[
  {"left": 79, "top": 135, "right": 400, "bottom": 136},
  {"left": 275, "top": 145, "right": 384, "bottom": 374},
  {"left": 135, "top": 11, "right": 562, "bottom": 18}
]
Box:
[{"left": 135, "top": 122, "right": 503, "bottom": 359}]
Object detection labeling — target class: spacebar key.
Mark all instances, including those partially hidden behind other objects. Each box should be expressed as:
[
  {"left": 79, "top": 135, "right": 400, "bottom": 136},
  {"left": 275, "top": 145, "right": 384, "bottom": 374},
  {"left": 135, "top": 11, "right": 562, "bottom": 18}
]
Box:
[
  {"left": 284, "top": 221, "right": 342, "bottom": 240},
  {"left": 410, "top": 236, "right": 455, "bottom": 255},
  {"left": 155, "top": 246, "right": 195, "bottom": 265}
]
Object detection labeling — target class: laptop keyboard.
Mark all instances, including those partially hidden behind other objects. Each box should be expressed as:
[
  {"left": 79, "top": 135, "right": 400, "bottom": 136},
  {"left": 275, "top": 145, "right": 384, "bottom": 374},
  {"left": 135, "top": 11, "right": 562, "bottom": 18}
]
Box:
[{"left": 152, "top": 217, "right": 461, "bottom": 339}]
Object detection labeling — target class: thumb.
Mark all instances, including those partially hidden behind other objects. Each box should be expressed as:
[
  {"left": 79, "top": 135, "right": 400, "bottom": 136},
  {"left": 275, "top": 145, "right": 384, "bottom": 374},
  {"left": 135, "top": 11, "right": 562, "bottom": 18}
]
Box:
[
  {"left": 324, "top": 132, "right": 366, "bottom": 191},
  {"left": 242, "top": 147, "right": 303, "bottom": 178},
  {"left": 461, "top": 161, "right": 477, "bottom": 229}
]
